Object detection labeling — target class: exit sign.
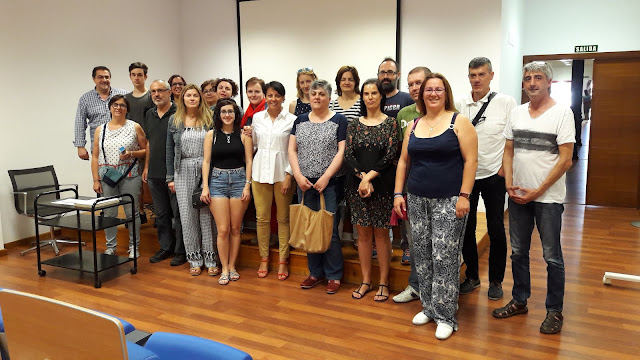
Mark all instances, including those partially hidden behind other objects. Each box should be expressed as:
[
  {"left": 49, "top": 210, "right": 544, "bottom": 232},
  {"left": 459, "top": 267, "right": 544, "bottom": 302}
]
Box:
[{"left": 575, "top": 45, "right": 598, "bottom": 53}]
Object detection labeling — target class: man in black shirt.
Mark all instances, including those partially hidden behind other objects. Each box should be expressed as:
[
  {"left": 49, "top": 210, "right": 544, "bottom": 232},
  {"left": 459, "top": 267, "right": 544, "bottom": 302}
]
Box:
[{"left": 142, "top": 80, "right": 185, "bottom": 265}]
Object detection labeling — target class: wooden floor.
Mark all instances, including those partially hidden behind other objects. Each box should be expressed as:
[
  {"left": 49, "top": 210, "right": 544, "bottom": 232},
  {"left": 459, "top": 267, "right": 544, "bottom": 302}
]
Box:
[{"left": 1, "top": 204, "right": 640, "bottom": 359}]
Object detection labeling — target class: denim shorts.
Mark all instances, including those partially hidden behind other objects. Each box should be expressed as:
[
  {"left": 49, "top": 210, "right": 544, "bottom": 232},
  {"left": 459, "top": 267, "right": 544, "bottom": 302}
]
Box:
[{"left": 210, "top": 167, "right": 246, "bottom": 199}]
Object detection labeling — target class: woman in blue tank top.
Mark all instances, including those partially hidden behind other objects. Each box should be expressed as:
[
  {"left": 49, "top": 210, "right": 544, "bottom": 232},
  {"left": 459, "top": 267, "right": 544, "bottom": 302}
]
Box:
[{"left": 393, "top": 73, "right": 478, "bottom": 340}]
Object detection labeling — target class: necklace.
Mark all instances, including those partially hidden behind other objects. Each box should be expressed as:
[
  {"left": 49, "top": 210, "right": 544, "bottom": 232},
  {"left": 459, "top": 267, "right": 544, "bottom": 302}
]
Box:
[
  {"left": 223, "top": 130, "right": 233, "bottom": 143},
  {"left": 424, "top": 112, "right": 447, "bottom": 133}
]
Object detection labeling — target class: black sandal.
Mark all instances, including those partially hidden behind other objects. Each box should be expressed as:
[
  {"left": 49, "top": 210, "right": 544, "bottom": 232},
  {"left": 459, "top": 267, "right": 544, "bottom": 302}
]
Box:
[
  {"left": 492, "top": 299, "right": 528, "bottom": 318},
  {"left": 540, "top": 310, "right": 563, "bottom": 334},
  {"left": 352, "top": 283, "right": 371, "bottom": 299},
  {"left": 374, "top": 284, "right": 389, "bottom": 302}
]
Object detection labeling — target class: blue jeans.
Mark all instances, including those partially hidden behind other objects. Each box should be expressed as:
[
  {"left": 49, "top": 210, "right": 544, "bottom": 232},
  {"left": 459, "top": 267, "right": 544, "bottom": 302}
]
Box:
[
  {"left": 508, "top": 199, "right": 565, "bottom": 311},
  {"left": 297, "top": 176, "right": 344, "bottom": 281}
]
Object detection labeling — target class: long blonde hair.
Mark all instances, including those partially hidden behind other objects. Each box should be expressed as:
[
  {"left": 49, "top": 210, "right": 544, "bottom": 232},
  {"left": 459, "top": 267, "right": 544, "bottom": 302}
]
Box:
[{"left": 173, "top": 84, "right": 213, "bottom": 128}]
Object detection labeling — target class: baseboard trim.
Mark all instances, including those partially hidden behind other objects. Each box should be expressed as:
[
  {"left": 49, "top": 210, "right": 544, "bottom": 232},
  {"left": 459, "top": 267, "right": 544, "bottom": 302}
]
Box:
[
  {"left": 0, "top": 248, "right": 7, "bottom": 257},
  {"left": 3, "top": 230, "right": 62, "bottom": 249}
]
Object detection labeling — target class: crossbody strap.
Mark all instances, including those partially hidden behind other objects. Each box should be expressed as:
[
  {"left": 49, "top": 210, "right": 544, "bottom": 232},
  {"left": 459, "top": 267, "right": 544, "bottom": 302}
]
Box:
[
  {"left": 471, "top": 91, "right": 496, "bottom": 127},
  {"left": 101, "top": 122, "right": 138, "bottom": 177}
]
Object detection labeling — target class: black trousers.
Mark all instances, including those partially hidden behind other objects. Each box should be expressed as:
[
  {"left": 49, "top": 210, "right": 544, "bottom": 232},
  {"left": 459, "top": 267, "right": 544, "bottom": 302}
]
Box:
[
  {"left": 461, "top": 174, "right": 507, "bottom": 283},
  {"left": 147, "top": 178, "right": 185, "bottom": 254}
]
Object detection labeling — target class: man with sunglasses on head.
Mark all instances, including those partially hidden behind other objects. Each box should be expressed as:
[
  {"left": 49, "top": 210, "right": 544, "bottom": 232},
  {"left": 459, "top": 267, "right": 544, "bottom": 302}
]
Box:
[
  {"left": 456, "top": 57, "right": 516, "bottom": 301},
  {"left": 141, "top": 80, "right": 186, "bottom": 266},
  {"left": 377, "top": 58, "right": 414, "bottom": 119},
  {"left": 74, "top": 66, "right": 127, "bottom": 159}
]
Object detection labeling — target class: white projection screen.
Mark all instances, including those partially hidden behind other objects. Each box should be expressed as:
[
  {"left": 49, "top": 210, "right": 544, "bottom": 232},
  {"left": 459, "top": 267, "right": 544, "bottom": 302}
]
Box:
[{"left": 239, "top": 0, "right": 397, "bottom": 108}]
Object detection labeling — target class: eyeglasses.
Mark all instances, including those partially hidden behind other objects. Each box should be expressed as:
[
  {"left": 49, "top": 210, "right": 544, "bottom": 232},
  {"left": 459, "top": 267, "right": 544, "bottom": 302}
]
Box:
[
  {"left": 150, "top": 89, "right": 169, "bottom": 94},
  {"left": 220, "top": 110, "right": 235, "bottom": 115},
  {"left": 297, "top": 67, "right": 313, "bottom": 74},
  {"left": 378, "top": 70, "right": 397, "bottom": 76},
  {"left": 111, "top": 103, "right": 127, "bottom": 109},
  {"left": 171, "top": 82, "right": 186, "bottom": 87},
  {"left": 202, "top": 89, "right": 216, "bottom": 94},
  {"left": 424, "top": 88, "right": 445, "bottom": 95}
]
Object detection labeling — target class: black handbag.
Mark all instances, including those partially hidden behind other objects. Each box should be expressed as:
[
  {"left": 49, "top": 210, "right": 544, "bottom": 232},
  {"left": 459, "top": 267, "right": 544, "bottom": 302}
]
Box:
[{"left": 192, "top": 177, "right": 206, "bottom": 209}]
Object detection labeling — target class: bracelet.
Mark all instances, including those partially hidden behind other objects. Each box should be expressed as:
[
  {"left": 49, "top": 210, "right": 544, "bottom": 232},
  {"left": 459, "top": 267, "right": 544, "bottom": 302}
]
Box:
[
  {"left": 93, "top": 180, "right": 100, "bottom": 183},
  {"left": 459, "top": 192, "right": 471, "bottom": 199},
  {"left": 393, "top": 193, "right": 403, "bottom": 199},
  {"left": 245, "top": 180, "right": 251, "bottom": 184},
  {"left": 393, "top": 192, "right": 403, "bottom": 196}
]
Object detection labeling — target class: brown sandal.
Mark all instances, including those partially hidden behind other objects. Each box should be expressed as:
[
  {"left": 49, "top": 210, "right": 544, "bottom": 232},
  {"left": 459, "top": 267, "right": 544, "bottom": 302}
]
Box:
[
  {"left": 492, "top": 299, "right": 528, "bottom": 318},
  {"left": 189, "top": 267, "right": 202, "bottom": 276},
  {"left": 540, "top": 310, "right": 563, "bottom": 334},
  {"left": 208, "top": 267, "right": 219, "bottom": 276}
]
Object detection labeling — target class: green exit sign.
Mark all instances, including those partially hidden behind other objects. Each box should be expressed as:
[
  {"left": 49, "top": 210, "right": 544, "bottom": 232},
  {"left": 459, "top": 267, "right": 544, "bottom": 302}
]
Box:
[{"left": 575, "top": 45, "right": 598, "bottom": 53}]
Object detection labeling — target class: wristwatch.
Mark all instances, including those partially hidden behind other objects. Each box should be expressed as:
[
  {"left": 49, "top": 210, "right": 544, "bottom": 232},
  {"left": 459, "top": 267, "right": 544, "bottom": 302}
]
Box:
[{"left": 459, "top": 192, "right": 470, "bottom": 199}]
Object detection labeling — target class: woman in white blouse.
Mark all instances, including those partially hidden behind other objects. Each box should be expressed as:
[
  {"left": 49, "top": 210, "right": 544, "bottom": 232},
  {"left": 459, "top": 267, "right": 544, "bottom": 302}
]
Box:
[{"left": 251, "top": 81, "right": 297, "bottom": 280}]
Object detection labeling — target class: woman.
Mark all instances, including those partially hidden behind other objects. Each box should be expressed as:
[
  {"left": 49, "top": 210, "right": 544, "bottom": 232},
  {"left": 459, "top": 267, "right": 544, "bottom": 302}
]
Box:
[
  {"left": 393, "top": 73, "right": 478, "bottom": 340},
  {"left": 168, "top": 74, "right": 186, "bottom": 105},
  {"left": 241, "top": 77, "right": 266, "bottom": 127},
  {"left": 201, "top": 99, "right": 253, "bottom": 285},
  {"left": 214, "top": 78, "right": 239, "bottom": 103},
  {"left": 166, "top": 84, "right": 217, "bottom": 277},
  {"left": 91, "top": 95, "right": 147, "bottom": 257},
  {"left": 330, "top": 66, "right": 361, "bottom": 121},
  {"left": 345, "top": 79, "right": 399, "bottom": 302},
  {"left": 288, "top": 68, "right": 317, "bottom": 116},
  {"left": 289, "top": 79, "right": 347, "bottom": 295},
  {"left": 250, "top": 81, "right": 297, "bottom": 280},
  {"left": 201, "top": 79, "right": 219, "bottom": 108}
]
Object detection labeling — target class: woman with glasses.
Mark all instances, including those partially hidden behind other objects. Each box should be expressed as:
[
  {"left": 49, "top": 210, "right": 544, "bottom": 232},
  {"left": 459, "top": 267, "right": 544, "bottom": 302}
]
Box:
[
  {"left": 166, "top": 84, "right": 217, "bottom": 277},
  {"left": 168, "top": 75, "right": 186, "bottom": 105},
  {"left": 250, "top": 81, "right": 297, "bottom": 280},
  {"left": 288, "top": 68, "right": 317, "bottom": 116},
  {"left": 201, "top": 79, "right": 219, "bottom": 108},
  {"left": 393, "top": 73, "right": 477, "bottom": 340},
  {"left": 200, "top": 99, "right": 253, "bottom": 285},
  {"left": 289, "top": 79, "right": 347, "bottom": 295},
  {"left": 345, "top": 79, "right": 399, "bottom": 302},
  {"left": 91, "top": 94, "right": 147, "bottom": 258}
]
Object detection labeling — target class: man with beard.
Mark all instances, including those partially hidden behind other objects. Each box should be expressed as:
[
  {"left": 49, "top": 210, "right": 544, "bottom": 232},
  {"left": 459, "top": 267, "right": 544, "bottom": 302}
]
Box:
[
  {"left": 142, "top": 80, "right": 186, "bottom": 266},
  {"left": 74, "top": 66, "right": 127, "bottom": 159},
  {"left": 377, "top": 58, "right": 413, "bottom": 119}
]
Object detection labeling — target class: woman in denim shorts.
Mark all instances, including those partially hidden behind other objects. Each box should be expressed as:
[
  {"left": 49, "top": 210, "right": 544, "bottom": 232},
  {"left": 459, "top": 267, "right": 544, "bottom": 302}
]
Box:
[{"left": 201, "top": 99, "right": 253, "bottom": 285}]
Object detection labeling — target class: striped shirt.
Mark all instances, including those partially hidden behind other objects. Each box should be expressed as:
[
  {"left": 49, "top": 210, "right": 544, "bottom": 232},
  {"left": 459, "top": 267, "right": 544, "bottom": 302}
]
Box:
[
  {"left": 330, "top": 98, "right": 361, "bottom": 121},
  {"left": 73, "top": 87, "right": 127, "bottom": 148}
]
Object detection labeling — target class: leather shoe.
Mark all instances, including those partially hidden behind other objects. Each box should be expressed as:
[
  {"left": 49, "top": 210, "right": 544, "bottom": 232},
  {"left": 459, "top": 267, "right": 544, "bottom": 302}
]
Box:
[
  {"left": 170, "top": 253, "right": 187, "bottom": 266},
  {"left": 300, "top": 276, "right": 323, "bottom": 289},
  {"left": 326, "top": 280, "right": 340, "bottom": 294},
  {"left": 149, "top": 249, "right": 173, "bottom": 263}
]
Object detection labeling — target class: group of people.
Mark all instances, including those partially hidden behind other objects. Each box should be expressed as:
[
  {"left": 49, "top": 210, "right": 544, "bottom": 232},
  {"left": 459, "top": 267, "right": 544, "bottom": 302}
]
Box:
[{"left": 74, "top": 57, "right": 574, "bottom": 340}]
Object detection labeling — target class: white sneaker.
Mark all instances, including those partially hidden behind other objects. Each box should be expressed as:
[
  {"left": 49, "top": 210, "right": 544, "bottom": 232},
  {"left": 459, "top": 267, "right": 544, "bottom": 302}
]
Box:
[
  {"left": 412, "top": 312, "right": 432, "bottom": 325},
  {"left": 128, "top": 247, "right": 140, "bottom": 259},
  {"left": 435, "top": 323, "right": 454, "bottom": 340},
  {"left": 104, "top": 248, "right": 116, "bottom": 256},
  {"left": 393, "top": 285, "right": 419, "bottom": 303}
]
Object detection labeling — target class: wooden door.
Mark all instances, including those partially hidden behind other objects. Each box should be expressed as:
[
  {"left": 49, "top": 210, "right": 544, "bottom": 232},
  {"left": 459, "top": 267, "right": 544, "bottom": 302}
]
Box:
[{"left": 587, "top": 58, "right": 640, "bottom": 207}]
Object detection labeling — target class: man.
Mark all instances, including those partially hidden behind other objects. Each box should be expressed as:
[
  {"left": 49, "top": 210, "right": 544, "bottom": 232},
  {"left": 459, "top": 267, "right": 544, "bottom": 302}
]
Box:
[
  {"left": 74, "top": 66, "right": 127, "bottom": 159},
  {"left": 377, "top": 58, "right": 414, "bottom": 119},
  {"left": 124, "top": 62, "right": 154, "bottom": 124},
  {"left": 125, "top": 62, "right": 154, "bottom": 223},
  {"left": 142, "top": 80, "right": 186, "bottom": 266},
  {"left": 493, "top": 61, "right": 574, "bottom": 335},
  {"left": 392, "top": 66, "right": 431, "bottom": 304},
  {"left": 457, "top": 57, "right": 517, "bottom": 301}
]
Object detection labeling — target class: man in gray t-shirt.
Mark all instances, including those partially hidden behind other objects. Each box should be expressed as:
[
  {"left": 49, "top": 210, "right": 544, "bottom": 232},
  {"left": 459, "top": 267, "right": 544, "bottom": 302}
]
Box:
[{"left": 124, "top": 62, "right": 154, "bottom": 124}]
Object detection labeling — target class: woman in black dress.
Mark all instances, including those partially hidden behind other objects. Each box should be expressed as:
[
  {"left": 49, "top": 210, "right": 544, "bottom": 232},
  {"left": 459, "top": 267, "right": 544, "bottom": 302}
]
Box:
[{"left": 345, "top": 78, "right": 400, "bottom": 302}]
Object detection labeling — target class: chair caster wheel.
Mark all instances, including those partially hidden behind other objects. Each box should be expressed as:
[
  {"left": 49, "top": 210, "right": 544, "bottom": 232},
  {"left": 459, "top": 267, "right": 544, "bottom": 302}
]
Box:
[
  {"left": 38, "top": 270, "right": 46, "bottom": 276},
  {"left": 94, "top": 282, "right": 102, "bottom": 288},
  {"left": 130, "top": 268, "right": 137, "bottom": 275}
]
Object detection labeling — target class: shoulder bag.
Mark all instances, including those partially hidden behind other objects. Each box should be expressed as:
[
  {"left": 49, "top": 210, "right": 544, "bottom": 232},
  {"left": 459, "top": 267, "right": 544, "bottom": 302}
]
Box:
[
  {"left": 289, "top": 191, "right": 334, "bottom": 253},
  {"left": 101, "top": 123, "right": 138, "bottom": 188}
]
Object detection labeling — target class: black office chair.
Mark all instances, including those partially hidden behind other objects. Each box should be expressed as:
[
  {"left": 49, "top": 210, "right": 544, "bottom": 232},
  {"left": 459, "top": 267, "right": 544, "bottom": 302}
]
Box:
[{"left": 7, "top": 165, "right": 83, "bottom": 256}]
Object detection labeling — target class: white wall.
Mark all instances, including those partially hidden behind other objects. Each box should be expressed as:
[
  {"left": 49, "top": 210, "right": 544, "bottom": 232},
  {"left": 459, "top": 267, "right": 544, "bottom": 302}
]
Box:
[
  {"left": 522, "top": 0, "right": 640, "bottom": 55},
  {"left": 499, "top": 0, "right": 524, "bottom": 102},
  {"left": 0, "top": 0, "right": 181, "bottom": 247}
]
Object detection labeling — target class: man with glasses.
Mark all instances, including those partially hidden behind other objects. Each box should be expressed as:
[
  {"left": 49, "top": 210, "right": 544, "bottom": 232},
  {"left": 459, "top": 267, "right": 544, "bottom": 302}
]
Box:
[
  {"left": 142, "top": 80, "right": 186, "bottom": 266},
  {"left": 74, "top": 66, "right": 127, "bottom": 159},
  {"left": 455, "top": 57, "right": 517, "bottom": 301},
  {"left": 377, "top": 58, "right": 413, "bottom": 119},
  {"left": 392, "top": 66, "right": 431, "bottom": 304}
]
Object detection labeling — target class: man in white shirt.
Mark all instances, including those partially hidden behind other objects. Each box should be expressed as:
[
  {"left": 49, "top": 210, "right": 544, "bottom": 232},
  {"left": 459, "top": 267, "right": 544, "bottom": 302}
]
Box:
[
  {"left": 493, "top": 61, "right": 575, "bottom": 335},
  {"left": 456, "top": 57, "right": 516, "bottom": 301}
]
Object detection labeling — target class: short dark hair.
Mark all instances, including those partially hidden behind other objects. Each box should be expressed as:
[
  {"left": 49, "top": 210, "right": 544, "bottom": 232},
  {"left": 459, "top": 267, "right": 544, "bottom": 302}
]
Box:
[
  {"left": 408, "top": 66, "right": 432, "bottom": 77},
  {"left": 335, "top": 66, "right": 361, "bottom": 96},
  {"left": 168, "top": 74, "right": 186, "bottom": 86},
  {"left": 416, "top": 73, "right": 456, "bottom": 114},
  {"left": 378, "top": 57, "right": 399, "bottom": 73},
  {"left": 92, "top": 66, "right": 110, "bottom": 78},
  {"left": 266, "top": 81, "right": 286, "bottom": 97},
  {"left": 245, "top": 77, "right": 266, "bottom": 94},
  {"left": 129, "top": 62, "right": 148, "bottom": 75},
  {"left": 108, "top": 94, "right": 130, "bottom": 115},
  {"left": 359, "top": 78, "right": 386, "bottom": 117},
  {"left": 214, "top": 78, "right": 239, "bottom": 97},
  {"left": 468, "top": 57, "right": 492, "bottom": 72},
  {"left": 213, "top": 98, "right": 242, "bottom": 132}
]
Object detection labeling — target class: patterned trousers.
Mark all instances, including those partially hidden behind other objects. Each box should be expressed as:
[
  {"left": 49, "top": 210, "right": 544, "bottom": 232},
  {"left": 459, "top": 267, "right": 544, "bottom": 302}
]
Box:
[{"left": 407, "top": 194, "right": 467, "bottom": 329}]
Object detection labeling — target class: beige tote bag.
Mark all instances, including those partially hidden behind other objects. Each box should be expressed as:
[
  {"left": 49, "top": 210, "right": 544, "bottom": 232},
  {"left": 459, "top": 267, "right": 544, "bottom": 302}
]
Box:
[{"left": 289, "top": 191, "right": 334, "bottom": 253}]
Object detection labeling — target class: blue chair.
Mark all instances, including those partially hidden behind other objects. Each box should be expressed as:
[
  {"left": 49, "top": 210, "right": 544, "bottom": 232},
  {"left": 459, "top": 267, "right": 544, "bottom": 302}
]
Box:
[{"left": 144, "top": 332, "right": 252, "bottom": 360}]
